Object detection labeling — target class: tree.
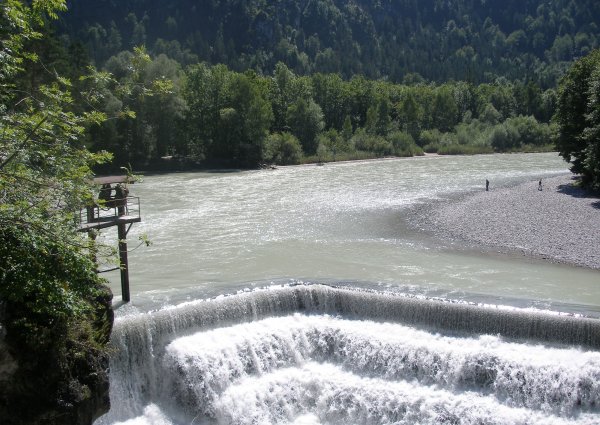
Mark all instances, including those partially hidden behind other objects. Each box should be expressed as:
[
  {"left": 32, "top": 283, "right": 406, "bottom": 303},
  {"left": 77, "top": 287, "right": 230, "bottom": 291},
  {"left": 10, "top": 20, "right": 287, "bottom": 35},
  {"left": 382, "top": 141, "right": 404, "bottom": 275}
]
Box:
[
  {"left": 264, "top": 132, "right": 303, "bottom": 165},
  {"left": 268, "top": 62, "right": 312, "bottom": 132},
  {"left": 375, "top": 97, "right": 391, "bottom": 136},
  {"left": 365, "top": 105, "right": 378, "bottom": 135},
  {"left": 183, "top": 63, "right": 231, "bottom": 161},
  {"left": 489, "top": 122, "right": 520, "bottom": 151},
  {"left": 311, "top": 72, "right": 349, "bottom": 130},
  {"left": 287, "top": 98, "right": 324, "bottom": 155},
  {"left": 480, "top": 102, "right": 503, "bottom": 124},
  {"left": 556, "top": 49, "right": 600, "bottom": 188},
  {"left": 347, "top": 75, "right": 375, "bottom": 128},
  {"left": 60, "top": 0, "right": 600, "bottom": 87},
  {"left": 581, "top": 57, "right": 600, "bottom": 190},
  {"left": 144, "top": 54, "right": 187, "bottom": 157},
  {"left": 184, "top": 64, "right": 272, "bottom": 167},
  {"left": 342, "top": 115, "right": 353, "bottom": 141},
  {"left": 87, "top": 46, "right": 180, "bottom": 167},
  {"left": 397, "top": 92, "right": 423, "bottom": 141},
  {"left": 1, "top": 0, "right": 110, "bottom": 312},
  {"left": 225, "top": 71, "right": 273, "bottom": 167},
  {"left": 1, "top": 1, "right": 115, "bottom": 422},
  {"left": 431, "top": 86, "right": 459, "bottom": 132},
  {"left": 505, "top": 115, "right": 550, "bottom": 147}
]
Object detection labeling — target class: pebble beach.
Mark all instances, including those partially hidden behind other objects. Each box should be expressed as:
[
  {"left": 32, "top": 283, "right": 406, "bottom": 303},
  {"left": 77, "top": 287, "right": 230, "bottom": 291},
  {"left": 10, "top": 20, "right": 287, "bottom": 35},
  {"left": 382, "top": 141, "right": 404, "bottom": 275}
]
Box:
[{"left": 422, "top": 174, "right": 600, "bottom": 270}]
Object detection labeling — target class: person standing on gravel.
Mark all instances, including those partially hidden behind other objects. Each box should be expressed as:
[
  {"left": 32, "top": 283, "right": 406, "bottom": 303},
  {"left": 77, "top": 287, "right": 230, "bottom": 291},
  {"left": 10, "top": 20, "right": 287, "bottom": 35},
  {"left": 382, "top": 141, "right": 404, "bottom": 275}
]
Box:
[
  {"left": 538, "top": 179, "right": 543, "bottom": 191},
  {"left": 486, "top": 179, "right": 489, "bottom": 191}
]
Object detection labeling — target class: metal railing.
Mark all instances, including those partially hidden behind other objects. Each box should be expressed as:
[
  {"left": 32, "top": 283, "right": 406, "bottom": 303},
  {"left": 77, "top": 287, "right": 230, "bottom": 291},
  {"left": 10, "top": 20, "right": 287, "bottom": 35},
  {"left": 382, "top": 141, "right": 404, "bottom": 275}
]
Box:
[{"left": 79, "top": 196, "right": 141, "bottom": 228}]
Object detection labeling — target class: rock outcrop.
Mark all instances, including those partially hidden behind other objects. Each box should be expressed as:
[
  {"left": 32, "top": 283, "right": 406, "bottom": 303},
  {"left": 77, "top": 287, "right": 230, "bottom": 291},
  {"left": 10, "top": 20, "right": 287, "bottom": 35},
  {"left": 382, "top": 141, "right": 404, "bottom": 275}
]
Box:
[{"left": 0, "top": 284, "right": 113, "bottom": 425}]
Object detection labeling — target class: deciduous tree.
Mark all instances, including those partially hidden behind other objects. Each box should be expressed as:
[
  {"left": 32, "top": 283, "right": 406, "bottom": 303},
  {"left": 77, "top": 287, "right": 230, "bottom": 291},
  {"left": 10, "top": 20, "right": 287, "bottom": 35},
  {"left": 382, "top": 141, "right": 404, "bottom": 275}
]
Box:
[{"left": 556, "top": 49, "right": 600, "bottom": 188}]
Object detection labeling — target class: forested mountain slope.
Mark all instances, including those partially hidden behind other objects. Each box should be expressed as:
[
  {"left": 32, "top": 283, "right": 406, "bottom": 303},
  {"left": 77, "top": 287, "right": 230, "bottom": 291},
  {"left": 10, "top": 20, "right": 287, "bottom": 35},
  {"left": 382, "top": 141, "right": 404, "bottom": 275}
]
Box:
[{"left": 61, "top": 0, "right": 600, "bottom": 86}]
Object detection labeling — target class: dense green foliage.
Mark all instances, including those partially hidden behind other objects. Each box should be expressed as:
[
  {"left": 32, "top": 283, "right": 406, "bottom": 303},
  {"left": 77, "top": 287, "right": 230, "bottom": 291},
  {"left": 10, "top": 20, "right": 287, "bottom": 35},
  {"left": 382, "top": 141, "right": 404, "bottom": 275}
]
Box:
[
  {"left": 183, "top": 64, "right": 273, "bottom": 167},
  {"left": 0, "top": 20, "right": 143, "bottom": 420},
  {"left": 38, "top": 0, "right": 586, "bottom": 169},
  {"left": 84, "top": 59, "right": 556, "bottom": 169},
  {"left": 4, "top": 0, "right": 588, "bottom": 169},
  {"left": 1, "top": 0, "right": 172, "bottom": 322},
  {"left": 1, "top": 0, "right": 110, "bottom": 324},
  {"left": 60, "top": 0, "right": 600, "bottom": 87},
  {"left": 4, "top": 1, "right": 596, "bottom": 175},
  {"left": 556, "top": 49, "right": 600, "bottom": 190},
  {"left": 1, "top": 3, "right": 118, "bottom": 420}
]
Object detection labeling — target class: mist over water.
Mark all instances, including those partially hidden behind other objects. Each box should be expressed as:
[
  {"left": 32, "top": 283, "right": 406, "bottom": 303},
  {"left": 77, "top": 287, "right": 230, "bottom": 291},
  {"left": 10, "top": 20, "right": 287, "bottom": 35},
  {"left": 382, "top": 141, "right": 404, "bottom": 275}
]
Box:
[{"left": 95, "top": 153, "right": 600, "bottom": 424}]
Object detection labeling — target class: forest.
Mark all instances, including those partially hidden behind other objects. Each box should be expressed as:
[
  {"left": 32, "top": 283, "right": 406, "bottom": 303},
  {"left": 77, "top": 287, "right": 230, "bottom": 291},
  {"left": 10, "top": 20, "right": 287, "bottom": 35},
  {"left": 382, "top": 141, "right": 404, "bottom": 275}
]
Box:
[
  {"left": 7, "top": 0, "right": 600, "bottom": 173},
  {"left": 61, "top": 0, "right": 600, "bottom": 87}
]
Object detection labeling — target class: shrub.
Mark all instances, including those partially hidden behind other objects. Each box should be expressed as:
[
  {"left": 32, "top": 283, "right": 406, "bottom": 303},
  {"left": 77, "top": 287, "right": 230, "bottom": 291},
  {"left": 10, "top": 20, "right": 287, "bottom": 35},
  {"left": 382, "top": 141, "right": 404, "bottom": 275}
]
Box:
[
  {"left": 351, "top": 129, "right": 393, "bottom": 156},
  {"left": 419, "top": 129, "right": 443, "bottom": 147},
  {"left": 264, "top": 132, "right": 303, "bottom": 165},
  {"left": 423, "top": 143, "right": 440, "bottom": 153},
  {"left": 505, "top": 115, "right": 552, "bottom": 147},
  {"left": 387, "top": 131, "right": 424, "bottom": 156},
  {"left": 437, "top": 144, "right": 494, "bottom": 155},
  {"left": 489, "top": 123, "right": 520, "bottom": 151}
]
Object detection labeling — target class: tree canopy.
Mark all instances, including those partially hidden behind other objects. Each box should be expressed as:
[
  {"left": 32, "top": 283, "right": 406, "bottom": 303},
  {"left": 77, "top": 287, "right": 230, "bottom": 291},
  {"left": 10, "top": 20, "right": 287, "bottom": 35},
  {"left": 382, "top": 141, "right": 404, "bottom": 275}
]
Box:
[
  {"left": 1, "top": 0, "right": 111, "bottom": 323},
  {"left": 1, "top": 2, "right": 118, "bottom": 420},
  {"left": 2, "top": 1, "right": 592, "bottom": 174},
  {"left": 556, "top": 49, "right": 600, "bottom": 190},
  {"left": 60, "top": 0, "right": 600, "bottom": 87}
]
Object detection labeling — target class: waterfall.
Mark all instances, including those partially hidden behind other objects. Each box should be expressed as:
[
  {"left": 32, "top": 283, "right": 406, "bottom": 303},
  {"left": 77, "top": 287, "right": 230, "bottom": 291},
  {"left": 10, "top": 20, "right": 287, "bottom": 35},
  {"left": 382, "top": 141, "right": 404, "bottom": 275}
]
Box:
[{"left": 97, "top": 285, "right": 600, "bottom": 425}]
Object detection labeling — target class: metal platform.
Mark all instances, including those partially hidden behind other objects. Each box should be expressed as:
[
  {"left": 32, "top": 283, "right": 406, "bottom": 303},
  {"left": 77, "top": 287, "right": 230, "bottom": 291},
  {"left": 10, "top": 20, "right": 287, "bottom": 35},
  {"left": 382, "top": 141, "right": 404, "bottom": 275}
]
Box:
[{"left": 78, "top": 196, "right": 141, "bottom": 231}]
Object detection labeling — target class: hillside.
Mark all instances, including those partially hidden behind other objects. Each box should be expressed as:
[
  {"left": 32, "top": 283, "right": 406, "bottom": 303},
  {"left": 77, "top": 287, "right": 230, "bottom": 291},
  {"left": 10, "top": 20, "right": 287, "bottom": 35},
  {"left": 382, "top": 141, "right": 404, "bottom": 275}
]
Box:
[{"left": 60, "top": 0, "right": 600, "bottom": 86}]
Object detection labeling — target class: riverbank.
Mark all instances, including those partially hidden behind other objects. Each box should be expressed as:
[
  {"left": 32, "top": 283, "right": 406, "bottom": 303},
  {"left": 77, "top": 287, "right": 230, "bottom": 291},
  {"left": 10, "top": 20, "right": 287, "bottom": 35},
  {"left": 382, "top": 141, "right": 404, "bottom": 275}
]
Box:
[{"left": 418, "top": 174, "right": 600, "bottom": 269}]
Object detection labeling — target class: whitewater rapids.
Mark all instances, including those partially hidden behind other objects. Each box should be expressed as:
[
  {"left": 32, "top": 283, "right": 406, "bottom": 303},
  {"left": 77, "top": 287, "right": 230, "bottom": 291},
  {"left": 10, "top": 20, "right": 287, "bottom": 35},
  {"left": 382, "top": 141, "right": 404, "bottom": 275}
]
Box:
[{"left": 96, "top": 285, "right": 600, "bottom": 425}]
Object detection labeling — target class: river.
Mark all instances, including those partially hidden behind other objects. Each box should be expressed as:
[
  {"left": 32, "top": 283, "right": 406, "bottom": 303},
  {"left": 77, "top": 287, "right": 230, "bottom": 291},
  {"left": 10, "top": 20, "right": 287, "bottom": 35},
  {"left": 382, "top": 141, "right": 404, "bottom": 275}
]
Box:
[{"left": 95, "top": 153, "right": 600, "bottom": 425}]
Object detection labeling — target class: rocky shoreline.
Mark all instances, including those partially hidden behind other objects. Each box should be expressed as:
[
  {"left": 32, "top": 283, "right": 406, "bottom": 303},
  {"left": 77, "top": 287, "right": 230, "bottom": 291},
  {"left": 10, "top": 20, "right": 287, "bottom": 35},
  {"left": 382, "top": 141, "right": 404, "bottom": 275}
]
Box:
[{"left": 417, "top": 174, "right": 600, "bottom": 270}]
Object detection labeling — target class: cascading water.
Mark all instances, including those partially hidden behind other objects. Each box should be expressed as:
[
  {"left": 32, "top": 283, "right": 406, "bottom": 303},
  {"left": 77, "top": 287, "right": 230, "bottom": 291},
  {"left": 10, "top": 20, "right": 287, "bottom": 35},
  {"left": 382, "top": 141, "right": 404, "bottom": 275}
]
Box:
[
  {"left": 95, "top": 154, "right": 600, "bottom": 424},
  {"left": 97, "top": 285, "right": 600, "bottom": 425}
]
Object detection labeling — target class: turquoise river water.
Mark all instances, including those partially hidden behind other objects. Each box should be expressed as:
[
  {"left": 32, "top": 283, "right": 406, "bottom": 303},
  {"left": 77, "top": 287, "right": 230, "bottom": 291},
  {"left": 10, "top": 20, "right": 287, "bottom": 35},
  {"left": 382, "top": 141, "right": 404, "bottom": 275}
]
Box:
[{"left": 95, "top": 153, "right": 600, "bottom": 425}]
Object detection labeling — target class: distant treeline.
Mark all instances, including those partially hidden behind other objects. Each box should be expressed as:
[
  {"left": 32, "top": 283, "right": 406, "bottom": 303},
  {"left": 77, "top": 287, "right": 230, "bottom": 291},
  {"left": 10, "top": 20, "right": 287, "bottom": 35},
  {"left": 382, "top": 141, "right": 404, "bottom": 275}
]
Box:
[
  {"left": 19, "top": 21, "right": 559, "bottom": 169},
  {"left": 60, "top": 0, "right": 600, "bottom": 87},
  {"left": 89, "top": 54, "right": 556, "bottom": 169}
]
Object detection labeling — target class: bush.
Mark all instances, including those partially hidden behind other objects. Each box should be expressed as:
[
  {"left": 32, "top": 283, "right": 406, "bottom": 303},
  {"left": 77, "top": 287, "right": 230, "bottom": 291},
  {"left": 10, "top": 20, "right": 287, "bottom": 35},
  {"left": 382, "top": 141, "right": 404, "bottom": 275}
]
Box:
[
  {"left": 419, "top": 129, "right": 443, "bottom": 147},
  {"left": 351, "top": 128, "right": 393, "bottom": 156},
  {"left": 437, "top": 144, "right": 494, "bottom": 155},
  {"left": 489, "top": 123, "right": 520, "bottom": 151},
  {"left": 387, "top": 131, "right": 424, "bottom": 156},
  {"left": 423, "top": 143, "right": 440, "bottom": 153},
  {"left": 0, "top": 227, "right": 102, "bottom": 330},
  {"left": 263, "top": 132, "right": 303, "bottom": 165},
  {"left": 505, "top": 115, "right": 552, "bottom": 147}
]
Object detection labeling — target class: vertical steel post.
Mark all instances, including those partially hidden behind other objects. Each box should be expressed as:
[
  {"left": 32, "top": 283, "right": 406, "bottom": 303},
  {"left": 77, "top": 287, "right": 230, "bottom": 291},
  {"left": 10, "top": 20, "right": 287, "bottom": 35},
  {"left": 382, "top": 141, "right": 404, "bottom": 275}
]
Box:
[{"left": 117, "top": 198, "right": 130, "bottom": 302}]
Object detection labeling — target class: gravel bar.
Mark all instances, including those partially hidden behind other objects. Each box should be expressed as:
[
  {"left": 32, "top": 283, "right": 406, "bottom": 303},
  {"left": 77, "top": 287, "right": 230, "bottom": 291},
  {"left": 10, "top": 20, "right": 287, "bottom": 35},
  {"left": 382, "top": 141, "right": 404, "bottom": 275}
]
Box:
[{"left": 421, "top": 174, "right": 600, "bottom": 270}]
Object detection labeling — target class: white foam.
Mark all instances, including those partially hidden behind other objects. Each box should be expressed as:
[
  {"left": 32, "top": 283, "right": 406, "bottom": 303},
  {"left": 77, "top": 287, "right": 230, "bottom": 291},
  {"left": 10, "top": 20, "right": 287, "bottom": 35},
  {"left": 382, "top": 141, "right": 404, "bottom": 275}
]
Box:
[
  {"left": 111, "top": 404, "right": 172, "bottom": 425},
  {"left": 215, "top": 362, "right": 599, "bottom": 425},
  {"left": 98, "top": 286, "right": 600, "bottom": 425},
  {"left": 157, "top": 314, "right": 600, "bottom": 421}
]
